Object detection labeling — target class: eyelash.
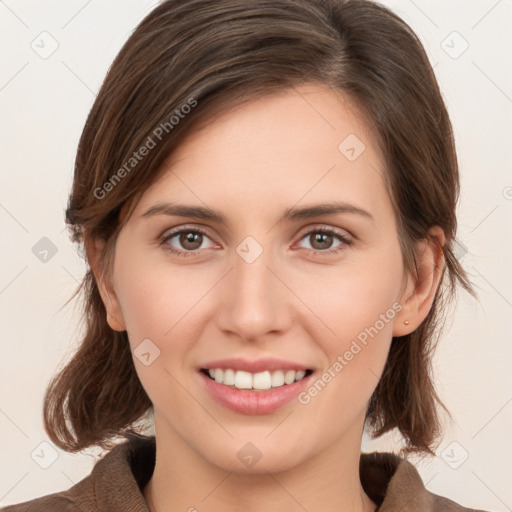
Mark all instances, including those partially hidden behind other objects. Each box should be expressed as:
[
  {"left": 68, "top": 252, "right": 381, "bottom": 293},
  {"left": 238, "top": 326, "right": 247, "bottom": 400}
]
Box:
[{"left": 159, "top": 226, "right": 352, "bottom": 258}]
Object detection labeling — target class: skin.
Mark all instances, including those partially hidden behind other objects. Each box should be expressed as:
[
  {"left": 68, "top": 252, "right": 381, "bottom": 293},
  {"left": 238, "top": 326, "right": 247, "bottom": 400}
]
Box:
[{"left": 88, "top": 83, "right": 444, "bottom": 512}]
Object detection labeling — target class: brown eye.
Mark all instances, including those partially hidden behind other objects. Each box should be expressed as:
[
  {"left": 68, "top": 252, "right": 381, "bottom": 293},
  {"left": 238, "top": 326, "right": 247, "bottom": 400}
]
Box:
[
  {"left": 309, "top": 232, "right": 334, "bottom": 250},
  {"left": 161, "top": 227, "right": 216, "bottom": 257},
  {"left": 179, "top": 231, "right": 203, "bottom": 250},
  {"left": 297, "top": 227, "right": 352, "bottom": 255}
]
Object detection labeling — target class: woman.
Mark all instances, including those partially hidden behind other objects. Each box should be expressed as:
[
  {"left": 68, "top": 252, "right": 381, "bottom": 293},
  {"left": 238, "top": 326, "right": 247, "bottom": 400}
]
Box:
[{"left": 2, "top": 0, "right": 488, "bottom": 510}]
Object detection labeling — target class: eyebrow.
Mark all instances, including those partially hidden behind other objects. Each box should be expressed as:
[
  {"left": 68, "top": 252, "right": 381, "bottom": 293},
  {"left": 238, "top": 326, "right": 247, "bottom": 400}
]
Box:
[{"left": 140, "top": 201, "right": 373, "bottom": 225}]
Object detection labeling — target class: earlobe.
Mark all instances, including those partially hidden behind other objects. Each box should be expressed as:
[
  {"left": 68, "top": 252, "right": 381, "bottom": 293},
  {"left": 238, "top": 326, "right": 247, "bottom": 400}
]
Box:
[
  {"left": 393, "top": 227, "right": 445, "bottom": 337},
  {"left": 105, "top": 305, "right": 127, "bottom": 332},
  {"left": 84, "top": 235, "right": 127, "bottom": 332}
]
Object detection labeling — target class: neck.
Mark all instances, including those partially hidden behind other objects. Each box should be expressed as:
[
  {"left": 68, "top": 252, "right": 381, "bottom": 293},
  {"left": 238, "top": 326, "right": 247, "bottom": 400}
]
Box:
[{"left": 144, "top": 418, "right": 376, "bottom": 512}]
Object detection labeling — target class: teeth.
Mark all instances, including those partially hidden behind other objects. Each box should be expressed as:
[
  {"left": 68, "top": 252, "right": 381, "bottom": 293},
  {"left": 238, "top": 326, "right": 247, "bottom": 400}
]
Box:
[
  {"left": 223, "top": 368, "right": 235, "bottom": 386},
  {"left": 295, "top": 370, "right": 306, "bottom": 380},
  {"left": 284, "top": 370, "right": 296, "bottom": 385},
  {"left": 205, "top": 368, "right": 309, "bottom": 390},
  {"left": 234, "top": 370, "right": 252, "bottom": 389},
  {"left": 253, "top": 371, "right": 271, "bottom": 390},
  {"left": 271, "top": 370, "right": 285, "bottom": 387}
]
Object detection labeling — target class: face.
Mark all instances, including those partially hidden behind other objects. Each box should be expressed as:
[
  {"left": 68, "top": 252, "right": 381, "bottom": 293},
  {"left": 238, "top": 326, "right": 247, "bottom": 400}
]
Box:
[{"left": 97, "top": 84, "right": 417, "bottom": 473}]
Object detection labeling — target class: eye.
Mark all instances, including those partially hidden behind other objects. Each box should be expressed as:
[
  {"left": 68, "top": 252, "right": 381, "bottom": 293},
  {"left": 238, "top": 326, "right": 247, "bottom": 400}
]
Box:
[
  {"left": 296, "top": 226, "right": 352, "bottom": 255},
  {"left": 160, "top": 227, "right": 217, "bottom": 257},
  {"left": 160, "top": 225, "right": 352, "bottom": 258}
]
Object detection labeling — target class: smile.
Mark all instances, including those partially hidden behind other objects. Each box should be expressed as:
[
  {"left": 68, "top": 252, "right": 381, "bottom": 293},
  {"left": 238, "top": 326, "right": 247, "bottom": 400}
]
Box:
[
  {"left": 201, "top": 368, "right": 313, "bottom": 391},
  {"left": 198, "top": 358, "right": 316, "bottom": 414}
]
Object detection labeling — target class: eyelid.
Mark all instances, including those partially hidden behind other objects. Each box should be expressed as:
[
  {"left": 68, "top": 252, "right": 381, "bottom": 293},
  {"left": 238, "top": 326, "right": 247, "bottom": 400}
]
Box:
[
  {"left": 160, "top": 223, "right": 353, "bottom": 241},
  {"left": 160, "top": 223, "right": 216, "bottom": 239},
  {"left": 292, "top": 224, "right": 353, "bottom": 254},
  {"left": 159, "top": 224, "right": 220, "bottom": 256},
  {"left": 295, "top": 223, "right": 353, "bottom": 241}
]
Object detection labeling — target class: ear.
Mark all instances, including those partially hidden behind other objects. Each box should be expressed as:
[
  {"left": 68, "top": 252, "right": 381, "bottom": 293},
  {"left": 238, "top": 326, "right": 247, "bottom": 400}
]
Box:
[
  {"left": 393, "top": 226, "right": 445, "bottom": 337},
  {"left": 84, "top": 236, "right": 126, "bottom": 332}
]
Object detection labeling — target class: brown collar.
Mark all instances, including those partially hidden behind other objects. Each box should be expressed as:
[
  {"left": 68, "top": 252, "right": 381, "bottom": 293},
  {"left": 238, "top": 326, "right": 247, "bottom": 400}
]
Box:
[{"left": 89, "top": 435, "right": 485, "bottom": 512}]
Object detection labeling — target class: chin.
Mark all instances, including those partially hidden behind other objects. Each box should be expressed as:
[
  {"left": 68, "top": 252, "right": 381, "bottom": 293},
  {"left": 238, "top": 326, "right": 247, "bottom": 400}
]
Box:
[
  {"left": 200, "top": 436, "right": 310, "bottom": 475},
  {"left": 215, "top": 454, "right": 302, "bottom": 475}
]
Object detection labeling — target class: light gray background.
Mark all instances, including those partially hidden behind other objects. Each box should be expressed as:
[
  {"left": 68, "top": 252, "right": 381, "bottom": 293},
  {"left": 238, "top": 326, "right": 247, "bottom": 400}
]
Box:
[{"left": 1, "top": 0, "right": 511, "bottom": 509}]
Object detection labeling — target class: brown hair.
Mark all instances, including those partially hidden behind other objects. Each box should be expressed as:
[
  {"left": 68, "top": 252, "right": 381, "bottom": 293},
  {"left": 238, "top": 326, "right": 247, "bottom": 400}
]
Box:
[{"left": 44, "top": 0, "right": 473, "bottom": 455}]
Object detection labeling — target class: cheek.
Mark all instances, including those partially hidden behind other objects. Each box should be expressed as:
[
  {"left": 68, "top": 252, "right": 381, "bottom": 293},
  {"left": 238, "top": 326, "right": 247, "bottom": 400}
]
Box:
[
  {"left": 111, "top": 254, "right": 213, "bottom": 408},
  {"left": 294, "top": 242, "right": 403, "bottom": 348},
  {"left": 111, "top": 250, "right": 222, "bottom": 398},
  {"left": 113, "top": 249, "right": 207, "bottom": 339},
  {"left": 291, "top": 243, "right": 404, "bottom": 406}
]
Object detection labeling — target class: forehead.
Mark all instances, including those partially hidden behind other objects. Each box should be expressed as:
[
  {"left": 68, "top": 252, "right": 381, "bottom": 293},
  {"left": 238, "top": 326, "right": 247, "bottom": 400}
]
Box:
[
  {"left": 130, "top": 84, "right": 390, "bottom": 223},
  {"left": 168, "top": 84, "right": 377, "bottom": 167}
]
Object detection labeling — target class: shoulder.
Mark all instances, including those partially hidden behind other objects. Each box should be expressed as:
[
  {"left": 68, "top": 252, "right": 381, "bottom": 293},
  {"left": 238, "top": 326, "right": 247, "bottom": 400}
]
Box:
[
  {"left": 1, "top": 467, "right": 95, "bottom": 512},
  {"left": 1, "top": 494, "right": 79, "bottom": 512},
  {"left": 1, "top": 434, "right": 156, "bottom": 512},
  {"left": 360, "top": 452, "right": 491, "bottom": 512}
]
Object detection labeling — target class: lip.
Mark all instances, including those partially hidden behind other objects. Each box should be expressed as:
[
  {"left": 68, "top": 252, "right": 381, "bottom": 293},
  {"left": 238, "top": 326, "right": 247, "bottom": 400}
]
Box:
[
  {"left": 199, "top": 357, "right": 312, "bottom": 373},
  {"left": 198, "top": 368, "right": 314, "bottom": 415}
]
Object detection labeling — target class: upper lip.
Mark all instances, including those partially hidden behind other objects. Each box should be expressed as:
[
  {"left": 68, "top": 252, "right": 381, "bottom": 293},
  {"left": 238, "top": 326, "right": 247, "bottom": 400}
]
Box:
[{"left": 200, "top": 358, "right": 313, "bottom": 373}]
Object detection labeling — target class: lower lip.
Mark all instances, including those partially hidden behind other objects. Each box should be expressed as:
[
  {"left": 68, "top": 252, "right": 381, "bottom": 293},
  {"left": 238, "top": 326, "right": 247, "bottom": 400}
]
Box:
[{"left": 199, "top": 371, "right": 313, "bottom": 415}]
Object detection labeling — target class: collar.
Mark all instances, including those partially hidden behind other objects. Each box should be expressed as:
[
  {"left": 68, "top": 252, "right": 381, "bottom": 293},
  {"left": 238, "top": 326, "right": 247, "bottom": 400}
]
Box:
[{"left": 87, "top": 434, "right": 480, "bottom": 512}]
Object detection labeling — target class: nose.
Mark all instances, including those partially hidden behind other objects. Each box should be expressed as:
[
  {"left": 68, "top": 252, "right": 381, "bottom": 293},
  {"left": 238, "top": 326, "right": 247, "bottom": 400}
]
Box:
[{"left": 215, "top": 243, "right": 294, "bottom": 342}]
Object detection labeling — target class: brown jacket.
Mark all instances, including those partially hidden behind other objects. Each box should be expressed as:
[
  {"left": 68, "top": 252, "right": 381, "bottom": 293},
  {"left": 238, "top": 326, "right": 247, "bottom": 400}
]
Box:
[{"left": 1, "top": 435, "right": 489, "bottom": 511}]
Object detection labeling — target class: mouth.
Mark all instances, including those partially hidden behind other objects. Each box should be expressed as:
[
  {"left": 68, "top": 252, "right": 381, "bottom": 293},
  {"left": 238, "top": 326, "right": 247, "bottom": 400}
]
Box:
[
  {"left": 197, "top": 359, "right": 316, "bottom": 415},
  {"left": 200, "top": 367, "right": 314, "bottom": 391}
]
